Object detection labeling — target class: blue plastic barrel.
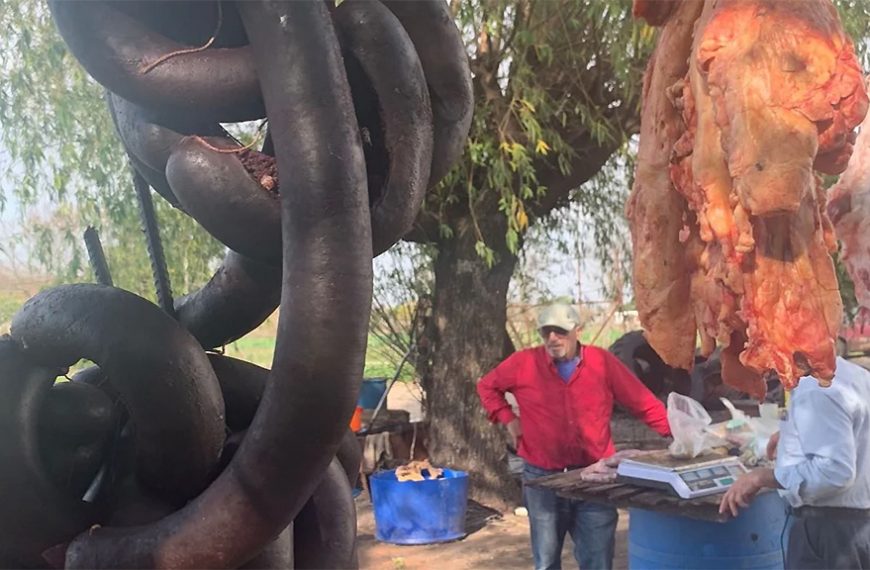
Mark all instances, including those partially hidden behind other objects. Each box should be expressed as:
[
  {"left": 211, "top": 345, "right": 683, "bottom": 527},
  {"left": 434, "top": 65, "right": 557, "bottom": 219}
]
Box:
[
  {"left": 358, "top": 378, "right": 387, "bottom": 409},
  {"left": 628, "top": 491, "right": 788, "bottom": 569},
  {"left": 370, "top": 468, "right": 469, "bottom": 544}
]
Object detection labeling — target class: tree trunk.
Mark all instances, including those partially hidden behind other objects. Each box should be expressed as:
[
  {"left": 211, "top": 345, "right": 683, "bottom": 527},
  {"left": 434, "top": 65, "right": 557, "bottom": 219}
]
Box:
[{"left": 422, "top": 226, "right": 521, "bottom": 510}]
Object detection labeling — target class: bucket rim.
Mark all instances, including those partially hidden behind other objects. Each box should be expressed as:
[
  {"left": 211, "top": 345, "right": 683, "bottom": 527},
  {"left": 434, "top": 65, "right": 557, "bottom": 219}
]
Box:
[
  {"left": 375, "top": 531, "right": 467, "bottom": 545},
  {"left": 370, "top": 468, "right": 469, "bottom": 480}
]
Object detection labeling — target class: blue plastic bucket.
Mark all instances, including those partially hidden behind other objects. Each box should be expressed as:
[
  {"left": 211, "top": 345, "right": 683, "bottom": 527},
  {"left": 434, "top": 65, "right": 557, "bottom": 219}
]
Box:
[
  {"left": 370, "top": 468, "right": 469, "bottom": 544},
  {"left": 628, "top": 491, "right": 788, "bottom": 569},
  {"left": 358, "top": 378, "right": 387, "bottom": 410}
]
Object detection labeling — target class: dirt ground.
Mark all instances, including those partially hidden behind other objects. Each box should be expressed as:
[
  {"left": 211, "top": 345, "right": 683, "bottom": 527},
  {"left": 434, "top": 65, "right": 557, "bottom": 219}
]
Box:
[
  {"left": 356, "top": 496, "right": 630, "bottom": 570},
  {"left": 362, "top": 358, "right": 870, "bottom": 569},
  {"left": 360, "top": 383, "right": 630, "bottom": 569}
]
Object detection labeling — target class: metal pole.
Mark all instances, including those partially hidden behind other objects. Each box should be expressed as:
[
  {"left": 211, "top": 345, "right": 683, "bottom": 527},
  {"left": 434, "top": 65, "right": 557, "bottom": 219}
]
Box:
[
  {"left": 365, "top": 344, "right": 415, "bottom": 433},
  {"left": 132, "top": 168, "right": 175, "bottom": 317},
  {"left": 83, "top": 226, "right": 113, "bottom": 286}
]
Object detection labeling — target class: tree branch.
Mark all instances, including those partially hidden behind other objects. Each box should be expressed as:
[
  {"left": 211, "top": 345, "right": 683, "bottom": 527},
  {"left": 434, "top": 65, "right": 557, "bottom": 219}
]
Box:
[
  {"left": 404, "top": 210, "right": 442, "bottom": 245},
  {"left": 528, "top": 139, "right": 620, "bottom": 218}
]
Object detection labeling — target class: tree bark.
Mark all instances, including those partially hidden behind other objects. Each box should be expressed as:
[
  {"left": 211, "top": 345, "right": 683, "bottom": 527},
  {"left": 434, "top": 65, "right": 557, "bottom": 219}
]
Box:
[{"left": 422, "top": 219, "right": 521, "bottom": 510}]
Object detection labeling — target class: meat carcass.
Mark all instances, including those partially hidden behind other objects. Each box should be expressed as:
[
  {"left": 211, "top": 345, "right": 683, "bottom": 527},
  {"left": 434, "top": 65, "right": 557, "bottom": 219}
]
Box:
[
  {"left": 627, "top": 0, "right": 705, "bottom": 372},
  {"left": 829, "top": 88, "right": 870, "bottom": 315},
  {"left": 629, "top": 0, "right": 868, "bottom": 395}
]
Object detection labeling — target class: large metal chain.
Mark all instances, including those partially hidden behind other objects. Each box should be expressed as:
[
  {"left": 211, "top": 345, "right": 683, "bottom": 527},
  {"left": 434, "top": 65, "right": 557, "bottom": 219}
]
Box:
[{"left": 0, "top": 2, "right": 472, "bottom": 568}]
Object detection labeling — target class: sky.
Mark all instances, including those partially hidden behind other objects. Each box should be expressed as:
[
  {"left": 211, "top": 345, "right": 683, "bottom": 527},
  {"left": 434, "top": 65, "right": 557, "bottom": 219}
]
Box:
[
  {"left": 0, "top": 146, "right": 629, "bottom": 307},
  {"left": 371, "top": 199, "right": 631, "bottom": 312},
  {"left": 0, "top": 148, "right": 27, "bottom": 271},
  {"left": 0, "top": 114, "right": 631, "bottom": 307}
]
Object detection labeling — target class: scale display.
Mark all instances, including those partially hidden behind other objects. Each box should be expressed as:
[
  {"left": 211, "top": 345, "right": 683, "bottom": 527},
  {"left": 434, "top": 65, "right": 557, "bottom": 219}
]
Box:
[
  {"left": 677, "top": 463, "right": 746, "bottom": 495},
  {"left": 616, "top": 450, "right": 749, "bottom": 499}
]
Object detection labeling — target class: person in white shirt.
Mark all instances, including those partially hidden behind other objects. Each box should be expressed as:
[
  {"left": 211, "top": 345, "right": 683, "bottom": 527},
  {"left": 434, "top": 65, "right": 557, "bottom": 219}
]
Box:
[{"left": 720, "top": 357, "right": 870, "bottom": 569}]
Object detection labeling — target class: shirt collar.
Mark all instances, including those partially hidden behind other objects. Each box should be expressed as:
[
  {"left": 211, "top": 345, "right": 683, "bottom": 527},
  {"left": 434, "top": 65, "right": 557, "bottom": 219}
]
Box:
[{"left": 552, "top": 343, "right": 583, "bottom": 364}]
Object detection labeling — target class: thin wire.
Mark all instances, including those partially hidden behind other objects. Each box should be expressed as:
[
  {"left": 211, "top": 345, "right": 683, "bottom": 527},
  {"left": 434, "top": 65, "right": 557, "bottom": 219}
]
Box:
[
  {"left": 780, "top": 508, "right": 792, "bottom": 563},
  {"left": 186, "top": 119, "right": 268, "bottom": 154},
  {"left": 140, "top": 2, "right": 224, "bottom": 74}
]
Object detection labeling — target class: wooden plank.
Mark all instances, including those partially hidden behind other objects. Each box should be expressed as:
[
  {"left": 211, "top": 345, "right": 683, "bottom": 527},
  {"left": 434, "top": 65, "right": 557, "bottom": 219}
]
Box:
[
  {"left": 542, "top": 482, "right": 615, "bottom": 503},
  {"left": 549, "top": 476, "right": 591, "bottom": 492},
  {"left": 528, "top": 476, "right": 622, "bottom": 492},
  {"left": 606, "top": 486, "right": 647, "bottom": 501},
  {"left": 528, "top": 470, "right": 587, "bottom": 488},
  {"left": 695, "top": 494, "right": 724, "bottom": 506},
  {"left": 631, "top": 490, "right": 672, "bottom": 507},
  {"left": 586, "top": 482, "right": 623, "bottom": 494},
  {"left": 524, "top": 470, "right": 737, "bottom": 522},
  {"left": 528, "top": 471, "right": 730, "bottom": 522},
  {"left": 622, "top": 488, "right": 727, "bottom": 522}
]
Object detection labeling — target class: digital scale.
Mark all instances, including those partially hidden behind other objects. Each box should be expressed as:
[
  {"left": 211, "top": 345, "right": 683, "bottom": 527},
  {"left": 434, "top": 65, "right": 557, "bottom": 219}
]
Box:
[{"left": 616, "top": 450, "right": 748, "bottom": 499}]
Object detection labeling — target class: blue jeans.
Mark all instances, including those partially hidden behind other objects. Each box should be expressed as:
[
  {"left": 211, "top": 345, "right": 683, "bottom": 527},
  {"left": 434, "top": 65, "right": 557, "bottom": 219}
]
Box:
[{"left": 523, "top": 462, "right": 618, "bottom": 570}]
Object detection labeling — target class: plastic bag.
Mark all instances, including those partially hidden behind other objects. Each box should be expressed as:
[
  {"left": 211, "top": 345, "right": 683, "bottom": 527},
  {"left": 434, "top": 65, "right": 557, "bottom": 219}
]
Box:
[
  {"left": 717, "top": 398, "right": 755, "bottom": 449},
  {"left": 710, "top": 398, "right": 781, "bottom": 465},
  {"left": 753, "top": 403, "right": 780, "bottom": 455},
  {"left": 667, "top": 393, "right": 723, "bottom": 458}
]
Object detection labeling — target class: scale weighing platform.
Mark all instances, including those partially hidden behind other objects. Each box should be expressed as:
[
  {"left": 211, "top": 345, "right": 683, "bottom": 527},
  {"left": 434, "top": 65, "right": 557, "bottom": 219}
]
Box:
[{"left": 616, "top": 450, "right": 748, "bottom": 499}]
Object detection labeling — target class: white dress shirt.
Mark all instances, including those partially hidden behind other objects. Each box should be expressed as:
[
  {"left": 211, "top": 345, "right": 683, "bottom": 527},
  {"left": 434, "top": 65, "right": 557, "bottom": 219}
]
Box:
[{"left": 775, "top": 357, "right": 870, "bottom": 508}]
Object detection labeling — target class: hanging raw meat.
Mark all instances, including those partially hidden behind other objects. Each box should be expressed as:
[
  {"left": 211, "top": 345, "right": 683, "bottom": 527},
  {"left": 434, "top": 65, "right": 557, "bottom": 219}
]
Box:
[
  {"left": 626, "top": 0, "right": 704, "bottom": 372},
  {"left": 629, "top": 0, "right": 868, "bottom": 396},
  {"left": 829, "top": 85, "right": 870, "bottom": 316}
]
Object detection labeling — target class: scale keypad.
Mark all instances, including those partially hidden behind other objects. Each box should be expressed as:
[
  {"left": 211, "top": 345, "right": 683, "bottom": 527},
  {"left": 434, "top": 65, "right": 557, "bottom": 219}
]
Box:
[{"left": 679, "top": 463, "right": 747, "bottom": 492}]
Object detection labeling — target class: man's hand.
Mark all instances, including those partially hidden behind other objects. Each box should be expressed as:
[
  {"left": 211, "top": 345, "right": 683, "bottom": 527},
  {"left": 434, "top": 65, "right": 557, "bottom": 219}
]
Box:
[
  {"left": 506, "top": 419, "right": 522, "bottom": 450},
  {"left": 719, "top": 469, "right": 770, "bottom": 517},
  {"left": 766, "top": 431, "right": 780, "bottom": 460}
]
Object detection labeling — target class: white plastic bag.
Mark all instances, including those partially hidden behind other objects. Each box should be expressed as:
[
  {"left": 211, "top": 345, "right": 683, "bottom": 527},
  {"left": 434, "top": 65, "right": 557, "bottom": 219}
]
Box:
[
  {"left": 718, "top": 397, "right": 755, "bottom": 449},
  {"left": 714, "top": 398, "right": 781, "bottom": 464},
  {"left": 753, "top": 404, "right": 780, "bottom": 456},
  {"left": 667, "top": 393, "right": 722, "bottom": 458}
]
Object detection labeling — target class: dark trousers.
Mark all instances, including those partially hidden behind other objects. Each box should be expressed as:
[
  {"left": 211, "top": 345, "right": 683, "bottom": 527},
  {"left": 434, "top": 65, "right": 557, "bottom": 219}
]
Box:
[
  {"left": 523, "top": 462, "right": 618, "bottom": 570},
  {"left": 787, "top": 512, "right": 870, "bottom": 569}
]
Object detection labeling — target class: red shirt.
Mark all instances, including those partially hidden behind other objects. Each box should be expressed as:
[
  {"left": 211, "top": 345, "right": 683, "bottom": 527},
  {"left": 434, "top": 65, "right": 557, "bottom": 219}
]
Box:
[{"left": 477, "top": 344, "right": 671, "bottom": 470}]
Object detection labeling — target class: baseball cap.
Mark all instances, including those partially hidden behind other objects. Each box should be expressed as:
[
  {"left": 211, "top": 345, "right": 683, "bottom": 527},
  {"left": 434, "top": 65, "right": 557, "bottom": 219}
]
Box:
[{"left": 537, "top": 303, "right": 580, "bottom": 331}]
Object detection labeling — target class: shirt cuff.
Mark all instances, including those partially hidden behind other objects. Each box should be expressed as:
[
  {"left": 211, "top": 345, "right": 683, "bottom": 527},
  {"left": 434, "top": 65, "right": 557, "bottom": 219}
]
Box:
[
  {"left": 773, "top": 464, "right": 803, "bottom": 507},
  {"left": 495, "top": 408, "right": 517, "bottom": 425}
]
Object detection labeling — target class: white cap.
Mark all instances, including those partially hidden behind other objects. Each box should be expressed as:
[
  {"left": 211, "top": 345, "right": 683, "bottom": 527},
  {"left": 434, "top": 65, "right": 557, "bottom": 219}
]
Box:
[{"left": 536, "top": 303, "right": 580, "bottom": 331}]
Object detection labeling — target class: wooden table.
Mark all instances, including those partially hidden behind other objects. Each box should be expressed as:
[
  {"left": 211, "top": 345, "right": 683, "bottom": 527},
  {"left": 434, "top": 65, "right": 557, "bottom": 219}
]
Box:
[{"left": 526, "top": 469, "right": 730, "bottom": 523}]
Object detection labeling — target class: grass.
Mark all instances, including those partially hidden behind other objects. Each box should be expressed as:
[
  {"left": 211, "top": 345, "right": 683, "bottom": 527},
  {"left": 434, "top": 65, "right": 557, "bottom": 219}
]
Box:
[
  {"left": 224, "top": 332, "right": 408, "bottom": 380},
  {"left": 224, "top": 322, "right": 631, "bottom": 380},
  {"left": 224, "top": 336, "right": 276, "bottom": 368},
  {"left": 0, "top": 291, "right": 407, "bottom": 380},
  {"left": 0, "top": 291, "right": 26, "bottom": 334},
  {"left": 1, "top": 288, "right": 633, "bottom": 381}
]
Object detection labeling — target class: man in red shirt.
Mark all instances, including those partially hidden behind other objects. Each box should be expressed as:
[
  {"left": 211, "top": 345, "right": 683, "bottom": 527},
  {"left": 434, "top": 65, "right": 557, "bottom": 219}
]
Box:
[{"left": 477, "top": 303, "right": 671, "bottom": 570}]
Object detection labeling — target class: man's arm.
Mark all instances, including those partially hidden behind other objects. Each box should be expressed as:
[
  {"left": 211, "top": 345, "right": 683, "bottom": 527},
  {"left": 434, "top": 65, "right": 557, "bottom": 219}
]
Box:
[
  {"left": 722, "top": 389, "right": 857, "bottom": 517},
  {"left": 476, "top": 354, "right": 520, "bottom": 426},
  {"left": 606, "top": 352, "right": 671, "bottom": 437},
  {"left": 774, "top": 390, "right": 857, "bottom": 505},
  {"left": 720, "top": 468, "right": 782, "bottom": 516}
]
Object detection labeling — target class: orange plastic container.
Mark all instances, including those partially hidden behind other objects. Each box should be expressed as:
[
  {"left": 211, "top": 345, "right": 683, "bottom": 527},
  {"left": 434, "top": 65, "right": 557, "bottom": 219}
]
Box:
[{"left": 350, "top": 405, "right": 363, "bottom": 432}]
